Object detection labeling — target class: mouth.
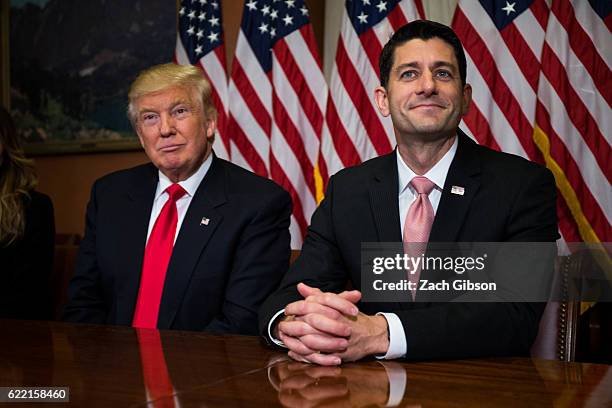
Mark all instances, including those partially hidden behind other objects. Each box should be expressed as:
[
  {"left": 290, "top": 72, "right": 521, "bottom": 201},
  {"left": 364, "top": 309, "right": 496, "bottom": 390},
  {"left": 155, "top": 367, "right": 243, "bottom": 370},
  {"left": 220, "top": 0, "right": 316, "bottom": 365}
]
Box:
[
  {"left": 410, "top": 103, "right": 446, "bottom": 110},
  {"left": 159, "top": 144, "right": 184, "bottom": 152}
]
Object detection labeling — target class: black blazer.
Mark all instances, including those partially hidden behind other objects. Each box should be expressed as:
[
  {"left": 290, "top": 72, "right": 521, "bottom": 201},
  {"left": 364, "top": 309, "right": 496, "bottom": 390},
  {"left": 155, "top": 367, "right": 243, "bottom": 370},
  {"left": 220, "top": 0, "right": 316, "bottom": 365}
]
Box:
[
  {"left": 259, "top": 131, "right": 559, "bottom": 359},
  {"left": 0, "top": 191, "right": 55, "bottom": 320},
  {"left": 64, "top": 155, "right": 292, "bottom": 334}
]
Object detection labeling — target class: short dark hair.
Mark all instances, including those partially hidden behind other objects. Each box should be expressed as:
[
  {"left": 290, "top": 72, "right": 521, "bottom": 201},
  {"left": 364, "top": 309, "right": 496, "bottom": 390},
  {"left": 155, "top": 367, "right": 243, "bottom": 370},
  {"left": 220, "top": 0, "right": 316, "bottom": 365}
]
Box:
[{"left": 379, "top": 20, "right": 467, "bottom": 89}]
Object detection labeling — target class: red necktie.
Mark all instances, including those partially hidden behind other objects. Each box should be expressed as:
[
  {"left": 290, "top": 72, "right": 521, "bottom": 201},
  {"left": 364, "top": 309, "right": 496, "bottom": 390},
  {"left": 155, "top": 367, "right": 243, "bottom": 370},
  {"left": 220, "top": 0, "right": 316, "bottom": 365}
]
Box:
[
  {"left": 403, "top": 176, "right": 435, "bottom": 299},
  {"left": 133, "top": 184, "right": 187, "bottom": 328}
]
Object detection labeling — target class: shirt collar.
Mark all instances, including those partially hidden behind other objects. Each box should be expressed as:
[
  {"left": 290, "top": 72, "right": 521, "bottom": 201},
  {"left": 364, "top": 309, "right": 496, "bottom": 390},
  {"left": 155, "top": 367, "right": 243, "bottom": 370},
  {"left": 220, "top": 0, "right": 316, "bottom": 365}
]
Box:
[
  {"left": 155, "top": 152, "right": 213, "bottom": 200},
  {"left": 397, "top": 136, "right": 458, "bottom": 194}
]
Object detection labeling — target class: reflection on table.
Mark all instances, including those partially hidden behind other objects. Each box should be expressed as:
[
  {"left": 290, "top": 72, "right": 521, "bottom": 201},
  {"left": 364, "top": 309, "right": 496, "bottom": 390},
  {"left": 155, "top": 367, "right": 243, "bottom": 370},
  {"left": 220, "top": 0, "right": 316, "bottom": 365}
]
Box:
[{"left": 0, "top": 319, "right": 611, "bottom": 407}]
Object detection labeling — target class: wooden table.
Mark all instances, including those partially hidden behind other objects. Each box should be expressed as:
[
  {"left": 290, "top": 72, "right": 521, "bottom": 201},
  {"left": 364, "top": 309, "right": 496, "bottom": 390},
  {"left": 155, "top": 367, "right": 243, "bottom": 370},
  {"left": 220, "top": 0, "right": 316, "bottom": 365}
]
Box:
[{"left": 1, "top": 320, "right": 610, "bottom": 407}]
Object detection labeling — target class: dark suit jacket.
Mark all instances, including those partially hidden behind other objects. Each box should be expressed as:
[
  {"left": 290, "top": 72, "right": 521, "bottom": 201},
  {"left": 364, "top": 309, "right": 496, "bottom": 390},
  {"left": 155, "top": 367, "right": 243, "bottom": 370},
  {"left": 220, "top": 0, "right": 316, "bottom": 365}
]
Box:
[
  {"left": 0, "top": 191, "right": 55, "bottom": 320},
  {"left": 64, "top": 155, "right": 291, "bottom": 334},
  {"left": 259, "top": 131, "right": 559, "bottom": 360}
]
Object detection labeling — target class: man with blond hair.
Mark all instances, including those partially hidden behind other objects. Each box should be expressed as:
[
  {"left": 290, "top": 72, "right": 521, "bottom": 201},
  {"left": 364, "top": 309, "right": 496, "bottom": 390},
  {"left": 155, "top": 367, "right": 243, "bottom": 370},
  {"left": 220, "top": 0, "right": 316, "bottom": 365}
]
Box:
[{"left": 64, "top": 63, "right": 291, "bottom": 334}]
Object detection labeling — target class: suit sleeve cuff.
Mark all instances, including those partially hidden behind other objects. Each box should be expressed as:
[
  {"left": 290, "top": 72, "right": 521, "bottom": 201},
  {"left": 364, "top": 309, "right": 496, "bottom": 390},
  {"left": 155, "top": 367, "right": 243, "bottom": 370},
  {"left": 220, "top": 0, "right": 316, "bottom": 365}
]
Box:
[
  {"left": 376, "top": 313, "right": 406, "bottom": 359},
  {"left": 267, "top": 309, "right": 287, "bottom": 348}
]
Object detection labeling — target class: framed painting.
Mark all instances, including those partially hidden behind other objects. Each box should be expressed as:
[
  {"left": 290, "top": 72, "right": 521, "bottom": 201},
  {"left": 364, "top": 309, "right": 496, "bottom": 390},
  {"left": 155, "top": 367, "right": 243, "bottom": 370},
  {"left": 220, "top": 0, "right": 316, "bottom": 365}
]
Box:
[{"left": 5, "top": 0, "right": 176, "bottom": 155}]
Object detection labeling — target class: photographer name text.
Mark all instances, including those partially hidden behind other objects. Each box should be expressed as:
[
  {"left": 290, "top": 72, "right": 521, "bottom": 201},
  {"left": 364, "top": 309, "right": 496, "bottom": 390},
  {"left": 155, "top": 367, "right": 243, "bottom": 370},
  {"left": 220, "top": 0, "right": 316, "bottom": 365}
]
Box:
[{"left": 372, "top": 279, "right": 497, "bottom": 292}]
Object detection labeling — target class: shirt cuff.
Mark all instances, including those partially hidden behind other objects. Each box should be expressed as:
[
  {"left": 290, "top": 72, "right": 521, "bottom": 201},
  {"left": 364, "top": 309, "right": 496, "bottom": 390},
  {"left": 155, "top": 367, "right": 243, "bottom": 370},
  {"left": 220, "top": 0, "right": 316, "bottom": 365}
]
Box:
[
  {"left": 375, "top": 313, "right": 407, "bottom": 359},
  {"left": 267, "top": 309, "right": 287, "bottom": 348}
]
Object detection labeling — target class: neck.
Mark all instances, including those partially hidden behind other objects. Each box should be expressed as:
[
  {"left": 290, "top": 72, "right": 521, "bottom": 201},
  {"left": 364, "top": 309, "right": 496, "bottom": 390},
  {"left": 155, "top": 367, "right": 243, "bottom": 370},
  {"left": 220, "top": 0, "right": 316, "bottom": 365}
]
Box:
[
  {"left": 166, "top": 172, "right": 188, "bottom": 184},
  {"left": 397, "top": 134, "right": 455, "bottom": 175}
]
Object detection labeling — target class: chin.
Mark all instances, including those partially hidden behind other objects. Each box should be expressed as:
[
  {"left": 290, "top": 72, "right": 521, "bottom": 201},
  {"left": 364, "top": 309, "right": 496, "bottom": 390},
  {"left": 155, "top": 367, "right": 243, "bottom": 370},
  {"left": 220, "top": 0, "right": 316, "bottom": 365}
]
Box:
[
  {"left": 412, "top": 125, "right": 447, "bottom": 134},
  {"left": 158, "top": 159, "right": 184, "bottom": 172},
  {"left": 412, "top": 118, "right": 457, "bottom": 132}
]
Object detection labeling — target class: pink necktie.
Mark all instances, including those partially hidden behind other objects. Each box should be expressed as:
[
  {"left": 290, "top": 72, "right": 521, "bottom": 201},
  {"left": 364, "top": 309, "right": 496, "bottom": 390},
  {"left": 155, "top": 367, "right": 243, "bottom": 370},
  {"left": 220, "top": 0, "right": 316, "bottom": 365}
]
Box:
[
  {"left": 133, "top": 184, "right": 186, "bottom": 329},
  {"left": 403, "top": 176, "right": 435, "bottom": 299}
]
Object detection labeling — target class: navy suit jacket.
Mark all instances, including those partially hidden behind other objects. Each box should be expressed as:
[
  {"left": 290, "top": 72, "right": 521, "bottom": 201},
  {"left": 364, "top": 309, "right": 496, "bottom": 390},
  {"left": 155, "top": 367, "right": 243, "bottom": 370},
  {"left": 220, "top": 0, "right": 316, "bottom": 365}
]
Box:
[
  {"left": 259, "top": 131, "right": 559, "bottom": 359},
  {"left": 64, "top": 155, "right": 291, "bottom": 334}
]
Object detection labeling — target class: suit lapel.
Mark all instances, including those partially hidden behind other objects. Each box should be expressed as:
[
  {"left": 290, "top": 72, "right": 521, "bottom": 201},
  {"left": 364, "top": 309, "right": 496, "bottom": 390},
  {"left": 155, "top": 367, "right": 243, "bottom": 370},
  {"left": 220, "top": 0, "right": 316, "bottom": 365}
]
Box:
[
  {"left": 429, "top": 131, "right": 482, "bottom": 242},
  {"left": 367, "top": 152, "right": 406, "bottom": 311},
  {"left": 368, "top": 152, "right": 402, "bottom": 242},
  {"left": 157, "top": 156, "right": 227, "bottom": 329},
  {"left": 115, "top": 164, "right": 158, "bottom": 325}
]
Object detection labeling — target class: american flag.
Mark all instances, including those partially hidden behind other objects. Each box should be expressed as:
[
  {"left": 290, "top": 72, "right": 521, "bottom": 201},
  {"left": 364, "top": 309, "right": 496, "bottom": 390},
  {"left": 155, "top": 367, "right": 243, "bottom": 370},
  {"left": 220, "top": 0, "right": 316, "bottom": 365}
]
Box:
[
  {"left": 453, "top": 0, "right": 548, "bottom": 168},
  {"left": 452, "top": 0, "right": 611, "bottom": 244},
  {"left": 226, "top": 0, "right": 327, "bottom": 248},
  {"left": 534, "top": 0, "right": 610, "bottom": 244},
  {"left": 175, "top": 0, "right": 231, "bottom": 160},
  {"left": 319, "top": 0, "right": 424, "bottom": 183}
]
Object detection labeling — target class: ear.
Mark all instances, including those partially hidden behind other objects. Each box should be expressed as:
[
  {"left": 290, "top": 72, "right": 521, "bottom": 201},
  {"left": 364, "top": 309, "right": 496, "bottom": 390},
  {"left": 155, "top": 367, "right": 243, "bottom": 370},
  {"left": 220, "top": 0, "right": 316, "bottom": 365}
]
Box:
[
  {"left": 134, "top": 125, "right": 146, "bottom": 149},
  {"left": 205, "top": 116, "right": 216, "bottom": 143},
  {"left": 374, "top": 86, "right": 390, "bottom": 117},
  {"left": 461, "top": 83, "right": 472, "bottom": 115}
]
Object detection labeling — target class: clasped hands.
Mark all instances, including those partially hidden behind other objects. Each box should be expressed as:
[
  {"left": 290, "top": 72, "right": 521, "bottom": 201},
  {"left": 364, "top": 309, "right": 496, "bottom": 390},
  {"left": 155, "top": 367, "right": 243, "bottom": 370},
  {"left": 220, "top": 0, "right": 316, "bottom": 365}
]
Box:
[{"left": 275, "top": 283, "right": 389, "bottom": 365}]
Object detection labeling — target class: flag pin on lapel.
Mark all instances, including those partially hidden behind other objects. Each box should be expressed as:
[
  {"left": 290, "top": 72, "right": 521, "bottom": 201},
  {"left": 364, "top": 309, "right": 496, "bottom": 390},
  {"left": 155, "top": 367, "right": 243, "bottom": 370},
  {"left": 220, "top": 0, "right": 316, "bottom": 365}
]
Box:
[
  {"left": 200, "top": 217, "right": 210, "bottom": 226},
  {"left": 451, "top": 186, "right": 465, "bottom": 196}
]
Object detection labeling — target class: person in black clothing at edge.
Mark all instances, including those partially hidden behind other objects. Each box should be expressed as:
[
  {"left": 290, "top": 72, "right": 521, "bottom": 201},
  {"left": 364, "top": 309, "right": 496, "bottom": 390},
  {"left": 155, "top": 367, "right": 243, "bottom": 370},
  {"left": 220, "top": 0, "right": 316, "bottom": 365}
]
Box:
[{"left": 0, "top": 106, "right": 55, "bottom": 320}]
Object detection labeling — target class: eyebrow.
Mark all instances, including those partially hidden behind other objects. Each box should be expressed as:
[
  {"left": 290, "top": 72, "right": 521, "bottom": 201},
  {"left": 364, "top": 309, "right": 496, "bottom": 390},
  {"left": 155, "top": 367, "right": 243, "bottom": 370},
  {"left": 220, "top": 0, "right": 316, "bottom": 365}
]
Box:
[
  {"left": 138, "top": 99, "right": 192, "bottom": 116},
  {"left": 394, "top": 61, "right": 458, "bottom": 73}
]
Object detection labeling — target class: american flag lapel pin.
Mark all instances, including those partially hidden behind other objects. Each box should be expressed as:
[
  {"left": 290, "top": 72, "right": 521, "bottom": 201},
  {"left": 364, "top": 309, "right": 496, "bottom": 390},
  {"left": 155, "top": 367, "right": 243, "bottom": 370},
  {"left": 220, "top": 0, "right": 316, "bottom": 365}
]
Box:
[
  {"left": 200, "top": 217, "right": 210, "bottom": 226},
  {"left": 451, "top": 186, "right": 465, "bottom": 196}
]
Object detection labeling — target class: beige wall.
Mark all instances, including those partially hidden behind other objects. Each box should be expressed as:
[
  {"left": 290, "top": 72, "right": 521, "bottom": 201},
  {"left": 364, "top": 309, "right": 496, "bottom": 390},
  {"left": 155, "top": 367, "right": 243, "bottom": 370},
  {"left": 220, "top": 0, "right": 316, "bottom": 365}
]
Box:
[{"left": 34, "top": 152, "right": 149, "bottom": 235}]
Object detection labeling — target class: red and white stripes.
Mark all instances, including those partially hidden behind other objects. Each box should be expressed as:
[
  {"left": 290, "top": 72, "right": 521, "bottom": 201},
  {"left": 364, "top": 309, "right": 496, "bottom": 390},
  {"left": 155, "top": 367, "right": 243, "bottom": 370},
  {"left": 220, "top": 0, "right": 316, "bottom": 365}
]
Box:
[
  {"left": 228, "top": 22, "right": 327, "bottom": 248},
  {"left": 320, "top": 1, "right": 424, "bottom": 181},
  {"left": 453, "top": 0, "right": 610, "bottom": 243},
  {"left": 177, "top": 0, "right": 609, "bottom": 247},
  {"left": 175, "top": 39, "right": 231, "bottom": 161},
  {"left": 535, "top": 0, "right": 610, "bottom": 243}
]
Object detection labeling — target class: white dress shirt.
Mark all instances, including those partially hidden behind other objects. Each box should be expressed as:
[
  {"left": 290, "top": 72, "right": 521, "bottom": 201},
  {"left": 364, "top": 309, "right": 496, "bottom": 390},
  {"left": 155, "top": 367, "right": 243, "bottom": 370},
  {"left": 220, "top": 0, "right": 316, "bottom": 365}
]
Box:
[
  {"left": 146, "top": 153, "right": 213, "bottom": 244},
  {"left": 378, "top": 136, "right": 457, "bottom": 359}
]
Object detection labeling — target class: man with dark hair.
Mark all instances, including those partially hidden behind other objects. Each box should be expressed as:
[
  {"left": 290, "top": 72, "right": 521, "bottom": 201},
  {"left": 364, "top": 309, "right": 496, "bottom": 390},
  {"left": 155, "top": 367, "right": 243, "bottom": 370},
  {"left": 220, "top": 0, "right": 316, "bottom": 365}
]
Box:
[{"left": 259, "top": 20, "right": 558, "bottom": 364}]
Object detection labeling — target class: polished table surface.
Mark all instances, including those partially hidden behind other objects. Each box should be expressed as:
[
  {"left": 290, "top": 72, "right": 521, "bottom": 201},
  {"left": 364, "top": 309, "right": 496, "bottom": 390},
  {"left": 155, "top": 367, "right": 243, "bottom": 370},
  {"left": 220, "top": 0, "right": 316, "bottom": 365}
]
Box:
[{"left": 1, "top": 319, "right": 611, "bottom": 407}]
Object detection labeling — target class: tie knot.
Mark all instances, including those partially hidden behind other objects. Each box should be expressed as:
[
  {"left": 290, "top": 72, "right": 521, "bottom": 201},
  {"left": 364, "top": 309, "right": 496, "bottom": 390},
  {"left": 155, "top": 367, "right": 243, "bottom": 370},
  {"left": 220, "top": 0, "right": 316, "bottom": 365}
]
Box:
[
  {"left": 165, "top": 184, "right": 187, "bottom": 202},
  {"left": 410, "top": 176, "right": 435, "bottom": 195}
]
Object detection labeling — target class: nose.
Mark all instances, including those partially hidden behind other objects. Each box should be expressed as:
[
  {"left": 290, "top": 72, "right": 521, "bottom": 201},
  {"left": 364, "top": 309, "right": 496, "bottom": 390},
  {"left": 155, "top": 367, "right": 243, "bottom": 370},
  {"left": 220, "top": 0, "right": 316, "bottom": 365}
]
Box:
[
  {"left": 159, "top": 114, "right": 176, "bottom": 137},
  {"left": 417, "top": 71, "right": 436, "bottom": 96}
]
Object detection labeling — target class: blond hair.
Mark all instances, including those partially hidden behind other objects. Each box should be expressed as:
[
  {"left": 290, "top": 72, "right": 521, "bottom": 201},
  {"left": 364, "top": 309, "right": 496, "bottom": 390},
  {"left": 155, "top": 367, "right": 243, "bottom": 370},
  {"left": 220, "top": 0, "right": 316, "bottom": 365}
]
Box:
[
  {"left": 0, "top": 106, "right": 38, "bottom": 246},
  {"left": 127, "top": 63, "right": 217, "bottom": 126}
]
